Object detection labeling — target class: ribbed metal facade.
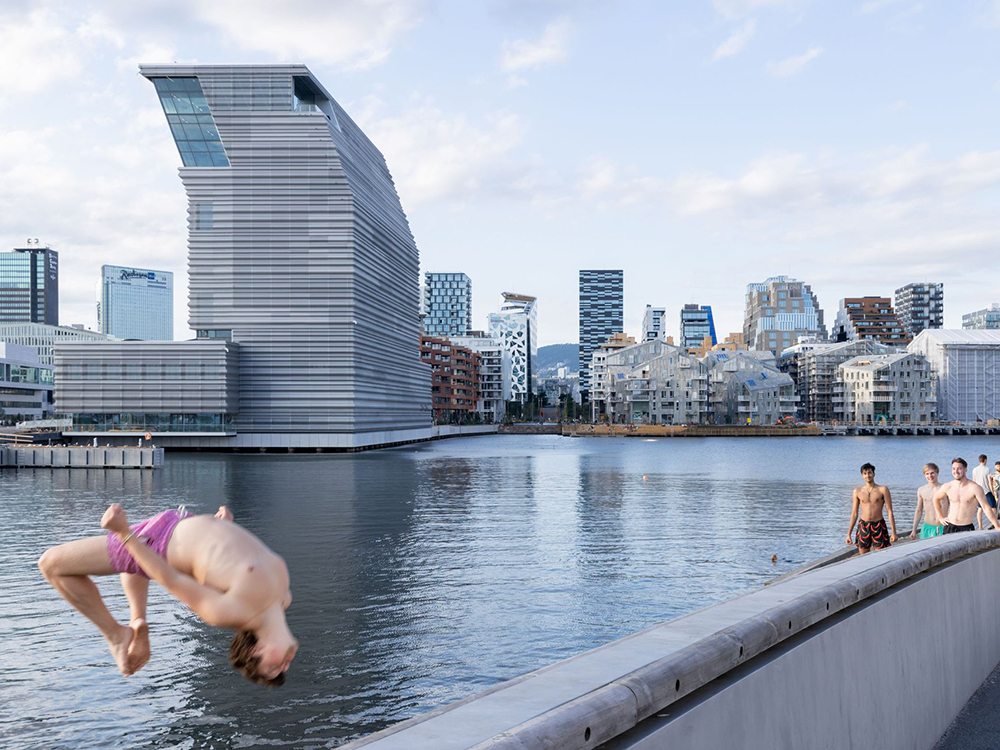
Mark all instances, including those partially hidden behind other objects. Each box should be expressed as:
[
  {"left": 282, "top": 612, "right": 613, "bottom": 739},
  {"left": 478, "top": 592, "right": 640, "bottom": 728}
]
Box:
[{"left": 139, "top": 64, "right": 430, "bottom": 436}]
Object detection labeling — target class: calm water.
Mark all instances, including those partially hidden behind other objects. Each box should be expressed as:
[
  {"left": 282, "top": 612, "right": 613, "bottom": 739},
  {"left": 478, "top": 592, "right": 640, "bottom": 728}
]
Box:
[{"left": 0, "top": 435, "right": 992, "bottom": 748}]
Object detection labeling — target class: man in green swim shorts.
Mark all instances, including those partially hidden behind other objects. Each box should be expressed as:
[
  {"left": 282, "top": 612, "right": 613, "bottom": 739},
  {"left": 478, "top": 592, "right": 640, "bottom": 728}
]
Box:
[{"left": 911, "top": 463, "right": 945, "bottom": 539}]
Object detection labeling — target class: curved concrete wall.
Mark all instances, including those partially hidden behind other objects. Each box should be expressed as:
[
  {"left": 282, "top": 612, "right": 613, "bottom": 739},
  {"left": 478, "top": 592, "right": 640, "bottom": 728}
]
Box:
[{"left": 346, "top": 532, "right": 1000, "bottom": 750}]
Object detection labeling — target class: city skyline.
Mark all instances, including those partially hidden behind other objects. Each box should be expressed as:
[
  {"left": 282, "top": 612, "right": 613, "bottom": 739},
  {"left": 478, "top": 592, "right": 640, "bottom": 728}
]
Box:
[{"left": 1, "top": 2, "right": 999, "bottom": 344}]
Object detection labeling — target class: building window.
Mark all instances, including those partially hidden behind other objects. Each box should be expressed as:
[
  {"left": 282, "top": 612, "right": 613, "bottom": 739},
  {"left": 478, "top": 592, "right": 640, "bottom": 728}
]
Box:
[
  {"left": 152, "top": 77, "right": 230, "bottom": 167},
  {"left": 194, "top": 202, "right": 214, "bottom": 230}
]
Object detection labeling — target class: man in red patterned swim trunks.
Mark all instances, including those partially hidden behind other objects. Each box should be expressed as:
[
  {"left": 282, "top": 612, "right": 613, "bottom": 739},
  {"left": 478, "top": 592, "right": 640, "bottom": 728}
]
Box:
[
  {"left": 39, "top": 504, "right": 297, "bottom": 686},
  {"left": 845, "top": 462, "right": 898, "bottom": 555}
]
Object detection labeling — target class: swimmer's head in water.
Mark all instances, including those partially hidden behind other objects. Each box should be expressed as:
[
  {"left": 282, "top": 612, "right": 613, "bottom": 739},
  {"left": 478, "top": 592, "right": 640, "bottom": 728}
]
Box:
[{"left": 229, "top": 630, "right": 286, "bottom": 687}]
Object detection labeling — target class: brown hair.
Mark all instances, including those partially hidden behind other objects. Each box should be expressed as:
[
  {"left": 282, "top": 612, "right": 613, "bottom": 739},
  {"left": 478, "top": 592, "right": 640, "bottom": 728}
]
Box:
[
  {"left": 229, "top": 630, "right": 286, "bottom": 687},
  {"left": 952, "top": 457, "right": 968, "bottom": 469},
  {"left": 923, "top": 463, "right": 939, "bottom": 473}
]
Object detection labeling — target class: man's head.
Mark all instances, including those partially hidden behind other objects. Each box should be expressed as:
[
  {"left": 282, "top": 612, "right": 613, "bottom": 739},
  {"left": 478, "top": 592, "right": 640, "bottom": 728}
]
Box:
[
  {"left": 995, "top": 461, "right": 999, "bottom": 473},
  {"left": 980, "top": 454, "right": 988, "bottom": 465},
  {"left": 860, "top": 462, "right": 875, "bottom": 482},
  {"left": 230, "top": 630, "right": 297, "bottom": 687},
  {"left": 952, "top": 457, "right": 968, "bottom": 480},
  {"left": 923, "top": 463, "right": 939, "bottom": 483}
]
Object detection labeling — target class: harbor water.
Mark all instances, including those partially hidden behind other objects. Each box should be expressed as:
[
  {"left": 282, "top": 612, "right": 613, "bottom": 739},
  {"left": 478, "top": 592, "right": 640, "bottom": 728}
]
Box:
[{"left": 0, "top": 434, "right": 992, "bottom": 748}]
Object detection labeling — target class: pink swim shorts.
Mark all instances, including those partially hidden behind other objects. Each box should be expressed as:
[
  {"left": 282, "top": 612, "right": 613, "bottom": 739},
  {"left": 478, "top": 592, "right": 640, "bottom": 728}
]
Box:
[{"left": 106, "top": 508, "right": 191, "bottom": 578}]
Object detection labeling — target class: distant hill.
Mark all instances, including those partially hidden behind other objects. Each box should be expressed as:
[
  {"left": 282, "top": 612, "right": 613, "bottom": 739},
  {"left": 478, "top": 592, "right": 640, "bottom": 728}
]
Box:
[{"left": 536, "top": 343, "right": 578, "bottom": 376}]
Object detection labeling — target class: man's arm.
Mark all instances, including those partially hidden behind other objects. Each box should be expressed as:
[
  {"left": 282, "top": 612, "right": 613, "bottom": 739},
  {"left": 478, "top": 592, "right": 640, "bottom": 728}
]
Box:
[
  {"left": 101, "top": 505, "right": 251, "bottom": 627},
  {"left": 846, "top": 490, "right": 860, "bottom": 545},
  {"left": 911, "top": 491, "right": 923, "bottom": 539},
  {"left": 933, "top": 484, "right": 950, "bottom": 524},
  {"left": 974, "top": 487, "right": 1000, "bottom": 530},
  {"left": 883, "top": 487, "right": 897, "bottom": 542}
]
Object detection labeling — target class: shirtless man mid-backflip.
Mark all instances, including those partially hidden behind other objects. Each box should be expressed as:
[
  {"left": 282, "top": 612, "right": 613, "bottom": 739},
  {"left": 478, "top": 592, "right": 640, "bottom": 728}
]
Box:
[
  {"left": 38, "top": 504, "right": 297, "bottom": 686},
  {"left": 845, "top": 462, "right": 898, "bottom": 555},
  {"left": 934, "top": 457, "right": 1000, "bottom": 534},
  {"left": 911, "top": 462, "right": 946, "bottom": 539}
]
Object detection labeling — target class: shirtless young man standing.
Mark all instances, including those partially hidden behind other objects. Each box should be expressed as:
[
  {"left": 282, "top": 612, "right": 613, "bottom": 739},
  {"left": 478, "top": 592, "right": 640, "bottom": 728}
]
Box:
[
  {"left": 934, "top": 457, "right": 1000, "bottom": 534},
  {"left": 845, "top": 462, "right": 898, "bottom": 555},
  {"left": 911, "top": 462, "right": 946, "bottom": 539},
  {"left": 38, "top": 504, "right": 297, "bottom": 685}
]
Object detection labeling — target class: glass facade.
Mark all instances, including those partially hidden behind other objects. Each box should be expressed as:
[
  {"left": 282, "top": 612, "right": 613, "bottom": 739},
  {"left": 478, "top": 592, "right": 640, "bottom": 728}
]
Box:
[
  {"left": 70, "top": 413, "right": 234, "bottom": 433},
  {"left": 98, "top": 265, "right": 173, "bottom": 340},
  {"left": 680, "top": 304, "right": 717, "bottom": 350},
  {"left": 423, "top": 272, "right": 472, "bottom": 337},
  {"left": 0, "top": 247, "right": 58, "bottom": 325},
  {"left": 152, "top": 77, "right": 230, "bottom": 167},
  {"left": 579, "top": 270, "right": 624, "bottom": 398}
]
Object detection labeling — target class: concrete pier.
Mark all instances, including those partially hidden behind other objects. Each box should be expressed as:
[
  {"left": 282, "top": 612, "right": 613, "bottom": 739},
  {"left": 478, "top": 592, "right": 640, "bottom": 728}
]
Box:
[
  {"left": 346, "top": 532, "right": 1000, "bottom": 750},
  {"left": 0, "top": 445, "right": 164, "bottom": 469}
]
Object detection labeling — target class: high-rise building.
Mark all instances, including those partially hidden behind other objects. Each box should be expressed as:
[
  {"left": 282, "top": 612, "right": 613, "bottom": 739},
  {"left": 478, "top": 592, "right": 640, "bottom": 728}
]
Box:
[
  {"left": 0, "top": 245, "right": 58, "bottom": 325},
  {"left": 578, "top": 269, "right": 623, "bottom": 399},
  {"left": 962, "top": 304, "right": 1000, "bottom": 330},
  {"left": 488, "top": 292, "right": 537, "bottom": 402},
  {"left": 423, "top": 272, "right": 471, "bottom": 338},
  {"left": 743, "top": 276, "right": 826, "bottom": 357},
  {"left": 680, "top": 304, "right": 716, "bottom": 351},
  {"left": 98, "top": 265, "right": 174, "bottom": 340},
  {"left": 642, "top": 305, "right": 666, "bottom": 341},
  {"left": 832, "top": 297, "right": 910, "bottom": 345},
  {"left": 894, "top": 283, "right": 943, "bottom": 337},
  {"left": 56, "top": 64, "right": 431, "bottom": 449}
]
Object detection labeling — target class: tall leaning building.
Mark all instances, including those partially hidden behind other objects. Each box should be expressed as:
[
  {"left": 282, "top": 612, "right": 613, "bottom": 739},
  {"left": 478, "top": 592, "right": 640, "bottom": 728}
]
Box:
[{"left": 57, "top": 64, "right": 431, "bottom": 449}]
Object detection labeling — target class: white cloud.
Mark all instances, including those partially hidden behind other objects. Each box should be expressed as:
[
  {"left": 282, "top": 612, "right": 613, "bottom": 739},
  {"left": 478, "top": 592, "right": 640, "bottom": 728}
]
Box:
[
  {"left": 190, "top": 0, "right": 425, "bottom": 70},
  {"left": 765, "top": 46, "right": 822, "bottom": 76},
  {"left": 713, "top": 19, "right": 757, "bottom": 60},
  {"left": 500, "top": 17, "right": 572, "bottom": 72},
  {"left": 353, "top": 96, "right": 529, "bottom": 209},
  {"left": 0, "top": 9, "right": 84, "bottom": 94}
]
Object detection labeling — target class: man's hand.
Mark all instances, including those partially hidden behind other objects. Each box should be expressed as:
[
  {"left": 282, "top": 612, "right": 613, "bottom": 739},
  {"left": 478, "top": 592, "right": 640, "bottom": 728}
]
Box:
[
  {"left": 889, "top": 533, "right": 898, "bottom": 543},
  {"left": 215, "top": 506, "right": 234, "bottom": 522},
  {"left": 101, "top": 503, "right": 130, "bottom": 535},
  {"left": 845, "top": 534, "right": 854, "bottom": 546}
]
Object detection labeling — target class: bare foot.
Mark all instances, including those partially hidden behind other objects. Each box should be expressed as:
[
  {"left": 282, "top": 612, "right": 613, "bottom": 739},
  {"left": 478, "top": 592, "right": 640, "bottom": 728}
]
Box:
[
  {"left": 127, "top": 618, "right": 150, "bottom": 674},
  {"left": 107, "top": 624, "right": 135, "bottom": 676}
]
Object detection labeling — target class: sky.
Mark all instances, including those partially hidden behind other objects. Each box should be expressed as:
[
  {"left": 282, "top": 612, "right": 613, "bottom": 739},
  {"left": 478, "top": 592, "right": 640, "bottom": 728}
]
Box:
[{"left": 1, "top": 0, "right": 999, "bottom": 346}]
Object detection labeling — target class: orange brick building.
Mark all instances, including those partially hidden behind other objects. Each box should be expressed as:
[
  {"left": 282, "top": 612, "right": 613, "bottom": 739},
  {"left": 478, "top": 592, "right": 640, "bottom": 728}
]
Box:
[{"left": 420, "top": 335, "right": 481, "bottom": 423}]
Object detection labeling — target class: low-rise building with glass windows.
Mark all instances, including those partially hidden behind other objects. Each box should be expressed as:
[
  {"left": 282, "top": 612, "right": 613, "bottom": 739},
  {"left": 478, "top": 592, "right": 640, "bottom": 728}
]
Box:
[
  {"left": 835, "top": 353, "right": 936, "bottom": 424},
  {"left": 0, "top": 322, "right": 117, "bottom": 366},
  {"left": 451, "top": 331, "right": 509, "bottom": 423},
  {"left": 55, "top": 340, "right": 239, "bottom": 437},
  {"left": 962, "top": 304, "right": 1000, "bottom": 330},
  {"left": 702, "top": 350, "right": 794, "bottom": 425},
  {"left": 98, "top": 265, "right": 174, "bottom": 340},
  {"left": 593, "top": 339, "right": 709, "bottom": 425},
  {"left": 0, "top": 343, "right": 54, "bottom": 422}
]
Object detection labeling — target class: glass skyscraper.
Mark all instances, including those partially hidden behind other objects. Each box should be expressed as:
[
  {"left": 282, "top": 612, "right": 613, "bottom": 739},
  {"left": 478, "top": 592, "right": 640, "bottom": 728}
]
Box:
[
  {"left": 680, "top": 304, "right": 717, "bottom": 351},
  {"left": 423, "top": 272, "right": 471, "bottom": 337},
  {"left": 578, "top": 269, "right": 623, "bottom": 399},
  {"left": 98, "top": 265, "right": 174, "bottom": 340},
  {"left": 0, "top": 245, "right": 58, "bottom": 325}
]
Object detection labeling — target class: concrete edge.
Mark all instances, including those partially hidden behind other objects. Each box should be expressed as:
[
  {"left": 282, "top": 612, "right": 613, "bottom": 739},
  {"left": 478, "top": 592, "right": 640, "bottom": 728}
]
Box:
[{"left": 345, "top": 532, "right": 1000, "bottom": 750}]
